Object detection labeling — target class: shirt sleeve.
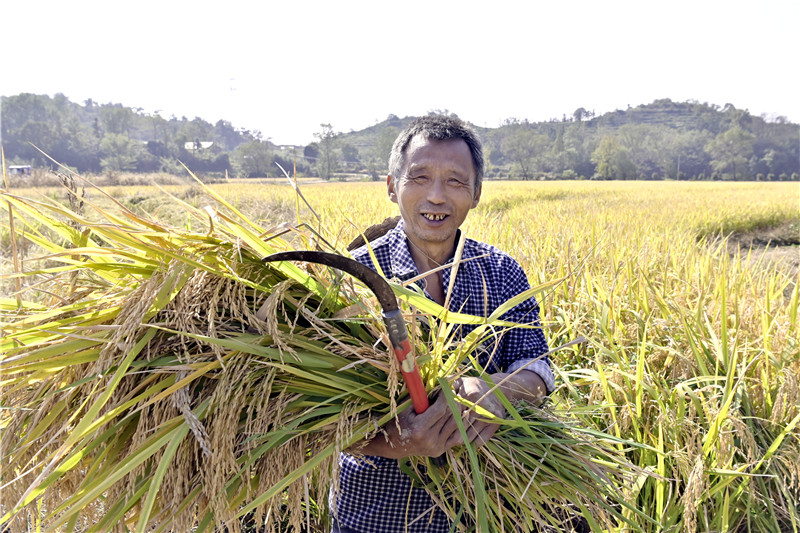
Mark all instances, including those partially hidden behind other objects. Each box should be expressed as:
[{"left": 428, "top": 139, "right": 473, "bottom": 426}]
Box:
[
  {"left": 493, "top": 254, "right": 554, "bottom": 393},
  {"left": 507, "top": 358, "right": 556, "bottom": 394}
]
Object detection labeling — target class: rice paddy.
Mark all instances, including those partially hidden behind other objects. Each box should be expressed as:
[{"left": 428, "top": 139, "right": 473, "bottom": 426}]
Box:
[{"left": 2, "top": 174, "right": 799, "bottom": 532}]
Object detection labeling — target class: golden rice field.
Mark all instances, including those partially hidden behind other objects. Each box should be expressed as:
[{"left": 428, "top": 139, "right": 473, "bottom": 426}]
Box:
[{"left": 2, "top": 177, "right": 799, "bottom": 532}]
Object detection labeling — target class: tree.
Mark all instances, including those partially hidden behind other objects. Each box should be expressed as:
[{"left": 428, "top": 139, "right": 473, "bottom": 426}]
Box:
[
  {"left": 548, "top": 126, "right": 567, "bottom": 175},
  {"left": 233, "top": 141, "right": 272, "bottom": 178},
  {"left": 303, "top": 143, "right": 320, "bottom": 166},
  {"left": 616, "top": 124, "right": 665, "bottom": 178},
  {"left": 376, "top": 127, "right": 398, "bottom": 169},
  {"left": 591, "top": 135, "right": 635, "bottom": 179},
  {"left": 761, "top": 149, "right": 778, "bottom": 178},
  {"left": 213, "top": 120, "right": 245, "bottom": 151},
  {"left": 705, "top": 126, "right": 755, "bottom": 179},
  {"left": 314, "top": 124, "right": 339, "bottom": 180},
  {"left": 363, "top": 125, "right": 400, "bottom": 180},
  {"left": 177, "top": 118, "right": 215, "bottom": 150},
  {"left": 340, "top": 143, "right": 359, "bottom": 167},
  {"left": 561, "top": 122, "right": 594, "bottom": 178},
  {"left": 99, "top": 134, "right": 143, "bottom": 172},
  {"left": 426, "top": 109, "right": 459, "bottom": 119},
  {"left": 365, "top": 157, "right": 381, "bottom": 181},
  {"left": 148, "top": 113, "right": 171, "bottom": 149},
  {"left": 2, "top": 93, "right": 796, "bottom": 182},
  {"left": 501, "top": 128, "right": 548, "bottom": 180},
  {"left": 99, "top": 105, "right": 134, "bottom": 136}
]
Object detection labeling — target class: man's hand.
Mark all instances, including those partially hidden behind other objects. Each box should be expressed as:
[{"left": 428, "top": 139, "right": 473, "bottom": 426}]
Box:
[
  {"left": 453, "top": 376, "right": 506, "bottom": 447},
  {"left": 354, "top": 391, "right": 465, "bottom": 459},
  {"left": 454, "top": 370, "right": 547, "bottom": 447},
  {"left": 353, "top": 370, "right": 546, "bottom": 459}
]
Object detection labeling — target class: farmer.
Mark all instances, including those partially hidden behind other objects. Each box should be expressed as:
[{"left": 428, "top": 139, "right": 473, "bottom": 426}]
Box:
[{"left": 333, "top": 115, "right": 554, "bottom": 532}]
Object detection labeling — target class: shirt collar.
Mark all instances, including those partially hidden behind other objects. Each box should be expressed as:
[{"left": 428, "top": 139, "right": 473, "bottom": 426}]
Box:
[
  {"left": 386, "top": 219, "right": 478, "bottom": 282},
  {"left": 385, "top": 219, "right": 419, "bottom": 282}
]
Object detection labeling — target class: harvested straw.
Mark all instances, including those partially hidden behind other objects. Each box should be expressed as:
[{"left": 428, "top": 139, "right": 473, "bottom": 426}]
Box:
[{"left": 1, "top": 173, "right": 644, "bottom": 532}]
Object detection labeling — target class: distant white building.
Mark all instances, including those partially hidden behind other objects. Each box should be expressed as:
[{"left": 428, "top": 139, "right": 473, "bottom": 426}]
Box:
[
  {"left": 184, "top": 141, "right": 214, "bottom": 150},
  {"left": 9, "top": 165, "right": 32, "bottom": 176}
]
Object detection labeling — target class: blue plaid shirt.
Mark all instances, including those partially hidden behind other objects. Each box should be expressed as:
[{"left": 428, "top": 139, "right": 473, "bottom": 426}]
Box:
[{"left": 332, "top": 220, "right": 553, "bottom": 533}]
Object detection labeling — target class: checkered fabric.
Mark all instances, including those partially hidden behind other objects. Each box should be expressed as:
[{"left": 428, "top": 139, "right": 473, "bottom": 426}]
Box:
[{"left": 331, "top": 220, "right": 553, "bottom": 533}]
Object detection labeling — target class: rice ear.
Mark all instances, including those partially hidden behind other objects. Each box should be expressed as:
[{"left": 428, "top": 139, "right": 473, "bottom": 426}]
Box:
[{"left": 2, "top": 176, "right": 646, "bottom": 532}]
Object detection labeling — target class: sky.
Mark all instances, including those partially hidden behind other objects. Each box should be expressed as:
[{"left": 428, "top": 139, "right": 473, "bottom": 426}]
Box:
[{"left": 3, "top": 0, "right": 798, "bottom": 146}]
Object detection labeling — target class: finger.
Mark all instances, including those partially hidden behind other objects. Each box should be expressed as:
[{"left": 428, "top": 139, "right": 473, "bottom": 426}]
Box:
[
  {"left": 464, "top": 424, "right": 481, "bottom": 444},
  {"left": 458, "top": 418, "right": 499, "bottom": 448},
  {"left": 473, "top": 423, "right": 499, "bottom": 447},
  {"left": 415, "top": 392, "right": 448, "bottom": 423},
  {"left": 463, "top": 412, "right": 485, "bottom": 444},
  {"left": 441, "top": 408, "right": 461, "bottom": 435},
  {"left": 435, "top": 388, "right": 467, "bottom": 419},
  {"left": 443, "top": 422, "right": 465, "bottom": 449},
  {"left": 439, "top": 408, "right": 468, "bottom": 448}
]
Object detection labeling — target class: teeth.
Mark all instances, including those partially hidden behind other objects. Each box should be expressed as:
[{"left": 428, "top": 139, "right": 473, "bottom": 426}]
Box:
[{"left": 423, "top": 214, "right": 446, "bottom": 221}]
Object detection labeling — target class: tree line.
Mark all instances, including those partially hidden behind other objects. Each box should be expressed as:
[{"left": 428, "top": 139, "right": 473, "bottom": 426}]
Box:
[
  {"left": 2, "top": 94, "right": 798, "bottom": 181},
  {"left": 480, "top": 101, "right": 798, "bottom": 181}
]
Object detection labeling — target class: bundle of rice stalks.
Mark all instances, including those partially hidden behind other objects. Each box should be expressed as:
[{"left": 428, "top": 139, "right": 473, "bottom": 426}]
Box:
[{"left": 1, "top": 170, "right": 647, "bottom": 532}]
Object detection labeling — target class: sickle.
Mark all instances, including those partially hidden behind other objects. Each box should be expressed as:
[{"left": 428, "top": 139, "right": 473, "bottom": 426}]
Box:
[{"left": 263, "top": 251, "right": 430, "bottom": 414}]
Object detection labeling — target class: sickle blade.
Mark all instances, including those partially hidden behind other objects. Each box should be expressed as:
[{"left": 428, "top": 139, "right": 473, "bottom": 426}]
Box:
[
  {"left": 263, "top": 250, "right": 429, "bottom": 413},
  {"left": 263, "top": 251, "right": 398, "bottom": 313}
]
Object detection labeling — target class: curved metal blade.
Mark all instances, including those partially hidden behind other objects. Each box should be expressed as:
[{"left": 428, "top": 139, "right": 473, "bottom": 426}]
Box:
[
  {"left": 263, "top": 249, "right": 429, "bottom": 413},
  {"left": 262, "top": 250, "right": 399, "bottom": 313}
]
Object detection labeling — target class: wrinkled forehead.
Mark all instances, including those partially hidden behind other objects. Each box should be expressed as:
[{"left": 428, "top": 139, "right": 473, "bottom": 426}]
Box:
[{"left": 401, "top": 135, "right": 476, "bottom": 178}]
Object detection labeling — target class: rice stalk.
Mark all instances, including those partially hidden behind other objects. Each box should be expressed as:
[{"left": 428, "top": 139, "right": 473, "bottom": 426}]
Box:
[
  {"left": 1, "top": 172, "right": 642, "bottom": 532},
  {"left": 2, "top": 148, "right": 23, "bottom": 308}
]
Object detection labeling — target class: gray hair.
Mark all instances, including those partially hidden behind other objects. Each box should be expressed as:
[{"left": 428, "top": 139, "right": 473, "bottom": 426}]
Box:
[{"left": 388, "top": 115, "right": 484, "bottom": 195}]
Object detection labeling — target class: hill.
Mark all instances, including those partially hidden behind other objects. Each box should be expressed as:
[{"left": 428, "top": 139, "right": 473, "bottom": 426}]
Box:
[{"left": 2, "top": 94, "right": 798, "bottom": 181}]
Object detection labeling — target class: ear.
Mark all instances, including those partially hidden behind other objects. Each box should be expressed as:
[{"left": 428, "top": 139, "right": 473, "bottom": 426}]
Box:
[
  {"left": 471, "top": 183, "right": 482, "bottom": 208},
  {"left": 387, "top": 174, "right": 398, "bottom": 203}
]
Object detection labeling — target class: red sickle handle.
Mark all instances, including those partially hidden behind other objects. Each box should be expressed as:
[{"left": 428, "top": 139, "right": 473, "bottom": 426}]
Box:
[
  {"left": 383, "top": 311, "right": 429, "bottom": 414},
  {"left": 393, "top": 338, "right": 430, "bottom": 414}
]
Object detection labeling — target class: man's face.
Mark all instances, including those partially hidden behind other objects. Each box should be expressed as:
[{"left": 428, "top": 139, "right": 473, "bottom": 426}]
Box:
[{"left": 387, "top": 135, "right": 481, "bottom": 255}]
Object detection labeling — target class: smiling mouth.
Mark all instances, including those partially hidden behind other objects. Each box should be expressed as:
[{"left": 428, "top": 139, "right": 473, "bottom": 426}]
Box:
[{"left": 422, "top": 213, "right": 448, "bottom": 221}]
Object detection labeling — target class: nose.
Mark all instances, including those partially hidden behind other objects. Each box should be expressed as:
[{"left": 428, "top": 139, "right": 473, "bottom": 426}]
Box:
[{"left": 426, "top": 176, "right": 446, "bottom": 204}]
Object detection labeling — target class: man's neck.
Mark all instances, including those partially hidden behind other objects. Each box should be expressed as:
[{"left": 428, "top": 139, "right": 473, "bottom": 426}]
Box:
[
  {"left": 405, "top": 237, "right": 455, "bottom": 306},
  {"left": 406, "top": 238, "right": 454, "bottom": 272}
]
